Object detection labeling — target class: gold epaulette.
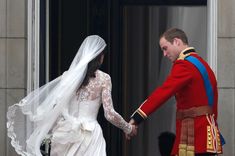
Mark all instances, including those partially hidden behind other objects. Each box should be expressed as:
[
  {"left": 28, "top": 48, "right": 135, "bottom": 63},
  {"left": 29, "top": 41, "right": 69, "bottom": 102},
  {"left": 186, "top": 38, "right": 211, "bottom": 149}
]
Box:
[{"left": 177, "top": 47, "right": 197, "bottom": 60}]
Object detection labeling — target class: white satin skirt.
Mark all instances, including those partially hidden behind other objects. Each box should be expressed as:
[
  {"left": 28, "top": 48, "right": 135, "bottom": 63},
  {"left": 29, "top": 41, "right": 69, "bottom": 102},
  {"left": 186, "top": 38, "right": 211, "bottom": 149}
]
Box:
[{"left": 50, "top": 119, "right": 106, "bottom": 156}]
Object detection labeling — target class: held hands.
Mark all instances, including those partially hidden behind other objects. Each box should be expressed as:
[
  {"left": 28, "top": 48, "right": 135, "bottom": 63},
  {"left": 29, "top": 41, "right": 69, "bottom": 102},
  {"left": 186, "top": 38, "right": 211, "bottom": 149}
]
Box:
[{"left": 125, "top": 119, "right": 138, "bottom": 140}]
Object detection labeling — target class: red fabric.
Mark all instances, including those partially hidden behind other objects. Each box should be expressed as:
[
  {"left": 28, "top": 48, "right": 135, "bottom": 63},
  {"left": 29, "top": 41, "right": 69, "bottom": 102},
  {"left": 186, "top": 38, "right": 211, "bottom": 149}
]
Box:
[{"left": 139, "top": 54, "right": 220, "bottom": 154}]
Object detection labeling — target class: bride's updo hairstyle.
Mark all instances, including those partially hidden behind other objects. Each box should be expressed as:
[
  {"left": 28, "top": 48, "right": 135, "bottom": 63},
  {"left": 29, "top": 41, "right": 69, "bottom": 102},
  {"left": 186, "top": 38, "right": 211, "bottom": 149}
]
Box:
[{"left": 80, "top": 49, "right": 107, "bottom": 88}]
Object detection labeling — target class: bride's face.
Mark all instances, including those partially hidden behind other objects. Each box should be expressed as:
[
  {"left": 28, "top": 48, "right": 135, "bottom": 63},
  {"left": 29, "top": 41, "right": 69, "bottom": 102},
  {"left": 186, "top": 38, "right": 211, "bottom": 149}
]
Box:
[{"left": 100, "top": 54, "right": 104, "bottom": 65}]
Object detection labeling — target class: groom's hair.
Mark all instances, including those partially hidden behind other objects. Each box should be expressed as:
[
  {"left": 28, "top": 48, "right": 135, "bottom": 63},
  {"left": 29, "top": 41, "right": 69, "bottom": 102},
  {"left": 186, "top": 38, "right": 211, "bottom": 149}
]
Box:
[
  {"left": 158, "top": 131, "right": 176, "bottom": 156},
  {"left": 160, "top": 28, "right": 188, "bottom": 45}
]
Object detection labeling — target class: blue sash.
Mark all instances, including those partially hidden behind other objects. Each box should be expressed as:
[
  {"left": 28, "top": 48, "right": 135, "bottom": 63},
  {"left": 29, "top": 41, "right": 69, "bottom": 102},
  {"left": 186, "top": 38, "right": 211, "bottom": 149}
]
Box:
[
  {"left": 185, "top": 55, "right": 226, "bottom": 145},
  {"left": 185, "top": 56, "right": 214, "bottom": 107}
]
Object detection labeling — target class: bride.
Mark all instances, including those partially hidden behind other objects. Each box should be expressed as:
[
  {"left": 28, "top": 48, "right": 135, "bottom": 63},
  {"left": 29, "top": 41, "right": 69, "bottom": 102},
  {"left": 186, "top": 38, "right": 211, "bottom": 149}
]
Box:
[{"left": 7, "top": 35, "right": 137, "bottom": 156}]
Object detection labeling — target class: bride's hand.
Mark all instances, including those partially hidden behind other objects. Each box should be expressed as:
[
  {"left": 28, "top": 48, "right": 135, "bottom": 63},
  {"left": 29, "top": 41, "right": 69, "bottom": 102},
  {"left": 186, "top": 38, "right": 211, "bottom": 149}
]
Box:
[
  {"left": 130, "top": 125, "right": 138, "bottom": 136},
  {"left": 125, "top": 124, "right": 138, "bottom": 140}
]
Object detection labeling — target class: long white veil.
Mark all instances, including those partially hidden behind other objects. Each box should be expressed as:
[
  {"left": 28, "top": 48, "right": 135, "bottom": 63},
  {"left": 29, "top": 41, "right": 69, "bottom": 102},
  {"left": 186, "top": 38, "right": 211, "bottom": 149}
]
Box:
[{"left": 7, "top": 35, "right": 106, "bottom": 156}]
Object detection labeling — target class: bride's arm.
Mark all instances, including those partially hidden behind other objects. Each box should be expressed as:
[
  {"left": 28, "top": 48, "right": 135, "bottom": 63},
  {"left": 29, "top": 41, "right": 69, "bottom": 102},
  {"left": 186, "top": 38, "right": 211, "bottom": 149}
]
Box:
[{"left": 101, "top": 74, "right": 132, "bottom": 134}]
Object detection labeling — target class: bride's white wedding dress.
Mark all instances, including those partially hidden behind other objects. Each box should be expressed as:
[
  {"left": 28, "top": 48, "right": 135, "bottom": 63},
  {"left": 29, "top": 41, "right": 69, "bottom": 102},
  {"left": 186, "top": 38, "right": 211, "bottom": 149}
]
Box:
[{"left": 50, "top": 70, "right": 131, "bottom": 156}]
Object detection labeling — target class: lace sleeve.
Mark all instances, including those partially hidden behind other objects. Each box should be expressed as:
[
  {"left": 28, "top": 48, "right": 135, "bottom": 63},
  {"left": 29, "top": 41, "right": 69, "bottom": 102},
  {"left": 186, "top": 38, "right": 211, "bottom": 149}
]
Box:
[{"left": 101, "top": 74, "right": 132, "bottom": 134}]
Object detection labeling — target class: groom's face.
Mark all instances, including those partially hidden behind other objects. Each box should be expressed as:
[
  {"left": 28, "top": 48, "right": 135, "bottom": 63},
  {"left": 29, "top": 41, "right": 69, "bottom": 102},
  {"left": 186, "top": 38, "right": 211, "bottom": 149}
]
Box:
[{"left": 159, "top": 37, "right": 179, "bottom": 62}]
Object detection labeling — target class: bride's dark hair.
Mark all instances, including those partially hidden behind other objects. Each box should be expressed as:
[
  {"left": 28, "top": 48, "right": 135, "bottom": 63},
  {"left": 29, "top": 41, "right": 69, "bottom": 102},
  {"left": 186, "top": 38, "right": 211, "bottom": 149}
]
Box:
[{"left": 80, "top": 50, "right": 106, "bottom": 88}]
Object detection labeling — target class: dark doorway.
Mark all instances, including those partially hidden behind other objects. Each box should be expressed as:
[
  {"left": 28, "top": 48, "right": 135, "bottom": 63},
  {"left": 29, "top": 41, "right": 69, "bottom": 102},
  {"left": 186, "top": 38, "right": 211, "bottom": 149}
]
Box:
[{"left": 47, "top": 1, "right": 122, "bottom": 156}]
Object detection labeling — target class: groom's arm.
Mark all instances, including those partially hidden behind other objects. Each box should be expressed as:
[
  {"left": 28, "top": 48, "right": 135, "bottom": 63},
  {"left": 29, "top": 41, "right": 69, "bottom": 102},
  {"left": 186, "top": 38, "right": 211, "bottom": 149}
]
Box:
[
  {"left": 131, "top": 61, "right": 192, "bottom": 125},
  {"left": 130, "top": 101, "right": 148, "bottom": 125}
]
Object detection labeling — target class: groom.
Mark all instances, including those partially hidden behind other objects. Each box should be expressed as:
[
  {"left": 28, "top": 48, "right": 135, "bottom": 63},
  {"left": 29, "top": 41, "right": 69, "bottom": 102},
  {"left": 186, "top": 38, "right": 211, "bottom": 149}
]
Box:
[{"left": 127, "top": 28, "right": 224, "bottom": 156}]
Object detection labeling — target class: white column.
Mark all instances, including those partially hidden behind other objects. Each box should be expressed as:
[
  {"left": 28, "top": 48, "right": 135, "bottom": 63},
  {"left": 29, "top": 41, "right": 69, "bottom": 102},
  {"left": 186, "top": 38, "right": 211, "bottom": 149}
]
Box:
[
  {"left": 27, "top": 0, "right": 40, "bottom": 136},
  {"left": 27, "top": 0, "right": 40, "bottom": 93},
  {"left": 207, "top": 0, "right": 218, "bottom": 77}
]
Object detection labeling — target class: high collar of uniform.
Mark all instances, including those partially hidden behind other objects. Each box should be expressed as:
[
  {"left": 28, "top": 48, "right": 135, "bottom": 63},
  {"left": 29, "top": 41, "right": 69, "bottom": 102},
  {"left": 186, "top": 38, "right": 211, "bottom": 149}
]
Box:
[{"left": 177, "top": 47, "right": 196, "bottom": 60}]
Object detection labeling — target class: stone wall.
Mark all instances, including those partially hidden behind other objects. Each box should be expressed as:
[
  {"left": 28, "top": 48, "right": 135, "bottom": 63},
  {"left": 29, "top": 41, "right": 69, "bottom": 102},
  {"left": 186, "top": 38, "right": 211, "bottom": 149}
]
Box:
[
  {"left": 0, "top": 0, "right": 26, "bottom": 155},
  {"left": 218, "top": 0, "right": 235, "bottom": 155}
]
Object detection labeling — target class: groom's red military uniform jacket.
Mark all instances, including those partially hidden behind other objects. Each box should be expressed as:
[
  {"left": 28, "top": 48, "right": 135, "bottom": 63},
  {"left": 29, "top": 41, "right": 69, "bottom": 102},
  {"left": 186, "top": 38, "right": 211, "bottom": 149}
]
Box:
[{"left": 131, "top": 48, "right": 223, "bottom": 155}]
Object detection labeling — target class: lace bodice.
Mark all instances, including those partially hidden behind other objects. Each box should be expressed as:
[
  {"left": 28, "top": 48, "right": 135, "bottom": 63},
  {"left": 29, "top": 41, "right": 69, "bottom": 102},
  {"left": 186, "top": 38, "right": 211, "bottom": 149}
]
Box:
[{"left": 69, "top": 70, "right": 131, "bottom": 134}]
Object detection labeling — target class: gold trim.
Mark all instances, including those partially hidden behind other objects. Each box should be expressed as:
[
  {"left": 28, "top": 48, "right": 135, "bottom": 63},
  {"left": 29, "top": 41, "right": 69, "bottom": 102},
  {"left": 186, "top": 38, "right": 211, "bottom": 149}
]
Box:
[
  {"left": 137, "top": 109, "right": 147, "bottom": 119},
  {"left": 181, "top": 47, "right": 195, "bottom": 54},
  {"left": 179, "top": 149, "right": 186, "bottom": 156},
  {"left": 177, "top": 47, "right": 196, "bottom": 60},
  {"left": 206, "top": 125, "right": 223, "bottom": 153},
  {"left": 207, "top": 126, "right": 214, "bottom": 150},
  {"left": 216, "top": 127, "right": 222, "bottom": 153},
  {"left": 186, "top": 150, "right": 194, "bottom": 156},
  {"left": 177, "top": 53, "right": 191, "bottom": 61},
  {"left": 179, "top": 144, "right": 187, "bottom": 156},
  {"left": 130, "top": 110, "right": 137, "bottom": 118},
  {"left": 179, "top": 144, "right": 187, "bottom": 149},
  {"left": 207, "top": 149, "right": 222, "bottom": 154},
  {"left": 179, "top": 144, "right": 195, "bottom": 156},
  {"left": 186, "top": 146, "right": 195, "bottom": 151}
]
